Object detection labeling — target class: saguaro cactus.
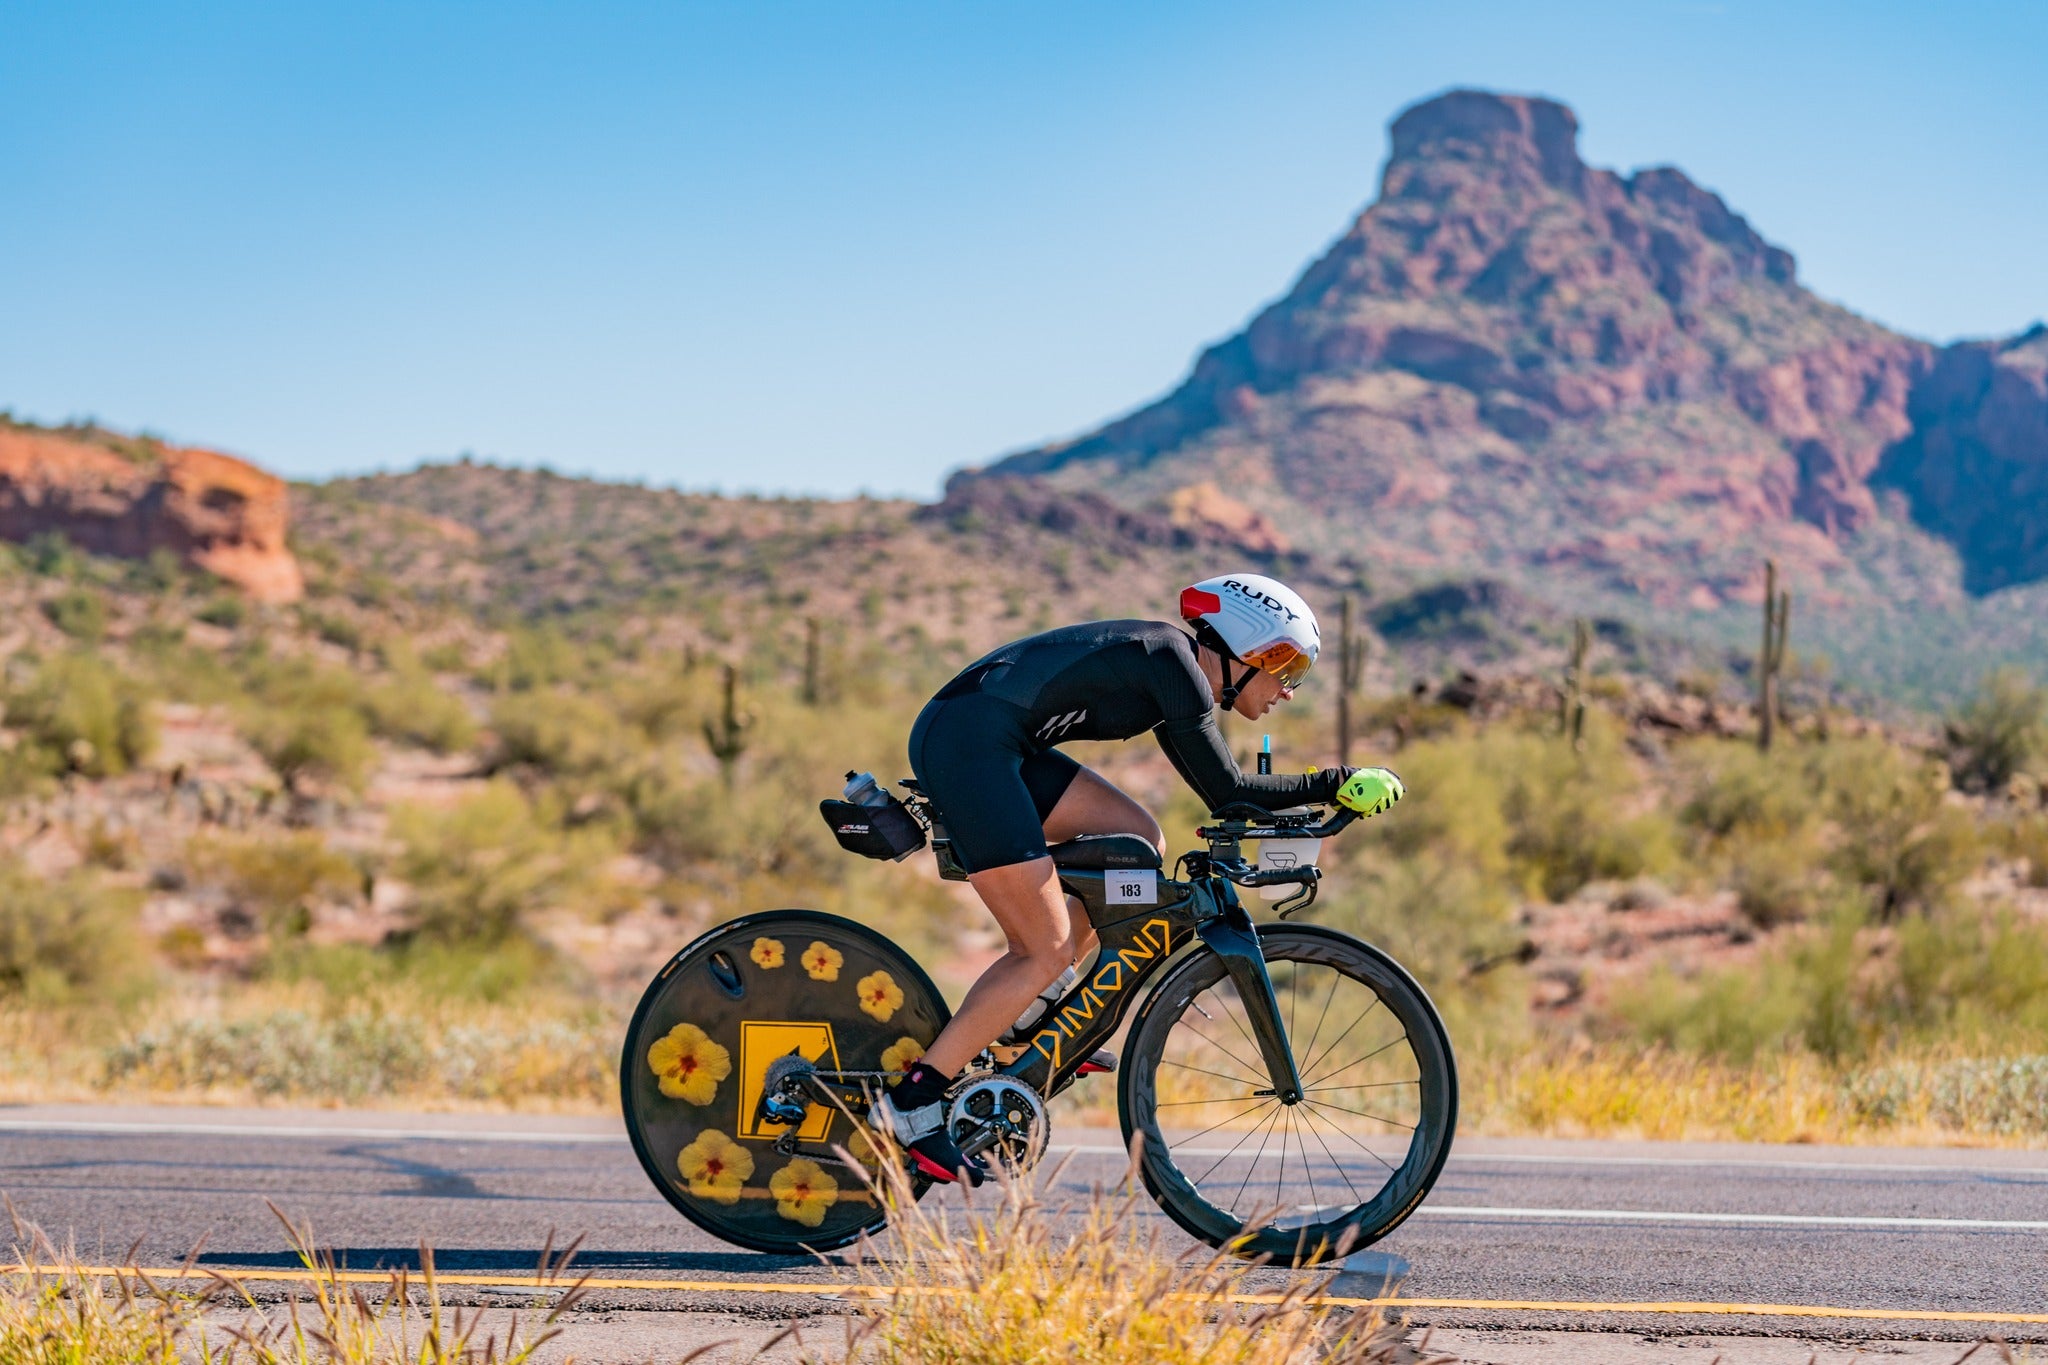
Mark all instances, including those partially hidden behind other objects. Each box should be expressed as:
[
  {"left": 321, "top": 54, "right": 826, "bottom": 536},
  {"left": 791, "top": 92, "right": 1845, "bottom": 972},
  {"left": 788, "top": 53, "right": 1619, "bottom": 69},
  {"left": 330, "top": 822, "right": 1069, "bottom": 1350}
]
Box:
[
  {"left": 1334, "top": 595, "right": 1369, "bottom": 764},
  {"left": 803, "top": 616, "right": 822, "bottom": 707},
  {"left": 703, "top": 663, "right": 754, "bottom": 786},
  {"left": 1561, "top": 618, "right": 1589, "bottom": 751},
  {"left": 1758, "top": 560, "right": 1791, "bottom": 752}
]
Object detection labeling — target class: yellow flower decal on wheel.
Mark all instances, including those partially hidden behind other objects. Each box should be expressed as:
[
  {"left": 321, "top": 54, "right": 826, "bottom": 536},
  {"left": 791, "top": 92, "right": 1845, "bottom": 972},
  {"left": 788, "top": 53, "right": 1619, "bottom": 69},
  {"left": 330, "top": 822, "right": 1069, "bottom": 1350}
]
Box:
[
  {"left": 857, "top": 970, "right": 905, "bottom": 1022},
  {"left": 879, "top": 1035, "right": 924, "bottom": 1082},
  {"left": 801, "top": 941, "right": 844, "bottom": 982},
  {"left": 646, "top": 1022, "right": 732, "bottom": 1105},
  {"left": 676, "top": 1129, "right": 754, "bottom": 1204},
  {"left": 770, "top": 1158, "right": 839, "bottom": 1227},
  {"left": 750, "top": 937, "right": 785, "bottom": 969}
]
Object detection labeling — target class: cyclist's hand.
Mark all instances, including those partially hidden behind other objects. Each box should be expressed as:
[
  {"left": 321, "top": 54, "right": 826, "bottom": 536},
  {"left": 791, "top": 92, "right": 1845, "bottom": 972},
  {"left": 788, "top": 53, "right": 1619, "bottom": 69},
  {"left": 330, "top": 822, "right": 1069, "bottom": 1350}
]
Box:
[{"left": 1335, "top": 767, "right": 1405, "bottom": 816}]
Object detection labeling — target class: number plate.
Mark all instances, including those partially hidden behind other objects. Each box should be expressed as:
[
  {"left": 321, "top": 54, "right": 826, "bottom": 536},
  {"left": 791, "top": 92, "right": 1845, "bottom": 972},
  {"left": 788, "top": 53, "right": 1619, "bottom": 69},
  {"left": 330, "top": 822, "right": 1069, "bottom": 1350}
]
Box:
[{"left": 1104, "top": 869, "right": 1157, "bottom": 904}]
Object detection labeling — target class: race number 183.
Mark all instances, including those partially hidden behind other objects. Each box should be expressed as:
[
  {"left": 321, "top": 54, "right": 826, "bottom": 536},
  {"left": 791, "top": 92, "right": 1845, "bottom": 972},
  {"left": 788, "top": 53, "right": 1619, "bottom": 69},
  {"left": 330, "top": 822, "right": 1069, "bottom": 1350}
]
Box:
[{"left": 1104, "top": 869, "right": 1157, "bottom": 905}]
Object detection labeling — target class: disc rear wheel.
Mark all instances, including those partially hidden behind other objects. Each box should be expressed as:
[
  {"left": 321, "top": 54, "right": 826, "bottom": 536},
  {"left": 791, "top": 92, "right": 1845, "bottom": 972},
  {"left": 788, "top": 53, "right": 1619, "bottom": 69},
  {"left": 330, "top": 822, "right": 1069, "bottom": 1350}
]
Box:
[{"left": 621, "top": 909, "right": 949, "bottom": 1254}]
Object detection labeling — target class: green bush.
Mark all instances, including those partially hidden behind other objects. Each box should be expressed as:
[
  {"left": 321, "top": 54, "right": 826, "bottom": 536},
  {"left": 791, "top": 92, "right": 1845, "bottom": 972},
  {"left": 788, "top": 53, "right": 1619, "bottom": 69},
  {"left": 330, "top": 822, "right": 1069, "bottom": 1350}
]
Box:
[
  {"left": 391, "top": 782, "right": 617, "bottom": 944},
  {"left": 488, "top": 688, "right": 628, "bottom": 775},
  {"left": 41, "top": 586, "right": 107, "bottom": 641},
  {"left": 1814, "top": 738, "right": 1981, "bottom": 917},
  {"left": 186, "top": 831, "right": 361, "bottom": 939},
  {"left": 195, "top": 594, "right": 247, "bottom": 628},
  {"left": 1946, "top": 667, "right": 2048, "bottom": 792},
  {"left": 0, "top": 858, "right": 148, "bottom": 1003},
  {"left": 362, "top": 654, "right": 478, "bottom": 753},
  {"left": 4, "top": 649, "right": 157, "bottom": 777},
  {"left": 2009, "top": 814, "right": 2048, "bottom": 889},
  {"left": 234, "top": 652, "right": 376, "bottom": 791}
]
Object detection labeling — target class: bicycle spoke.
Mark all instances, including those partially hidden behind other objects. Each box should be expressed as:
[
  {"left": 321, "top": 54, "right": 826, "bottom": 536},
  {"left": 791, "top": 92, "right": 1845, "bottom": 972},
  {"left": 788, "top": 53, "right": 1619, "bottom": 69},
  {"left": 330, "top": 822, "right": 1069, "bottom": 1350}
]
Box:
[
  {"left": 1298, "top": 1102, "right": 1365, "bottom": 1206},
  {"left": 1303, "top": 1078, "right": 1418, "bottom": 1093},
  {"left": 1159, "top": 1058, "right": 1262, "bottom": 1089},
  {"left": 1174, "top": 1096, "right": 1276, "bottom": 1147},
  {"left": 1230, "top": 1106, "right": 1284, "bottom": 1214},
  {"left": 1303, "top": 1096, "right": 1416, "bottom": 1131},
  {"left": 1295, "top": 966, "right": 1345, "bottom": 1080},
  {"left": 1304, "top": 1030, "right": 1409, "bottom": 1091},
  {"left": 1299, "top": 1102, "right": 1399, "bottom": 1175},
  {"left": 1294, "top": 1111, "right": 1322, "bottom": 1220},
  {"left": 1205, "top": 985, "right": 1264, "bottom": 1061},
  {"left": 1173, "top": 1020, "right": 1266, "bottom": 1081},
  {"left": 1301, "top": 994, "right": 1384, "bottom": 1080},
  {"left": 1190, "top": 1101, "right": 1279, "bottom": 1187}
]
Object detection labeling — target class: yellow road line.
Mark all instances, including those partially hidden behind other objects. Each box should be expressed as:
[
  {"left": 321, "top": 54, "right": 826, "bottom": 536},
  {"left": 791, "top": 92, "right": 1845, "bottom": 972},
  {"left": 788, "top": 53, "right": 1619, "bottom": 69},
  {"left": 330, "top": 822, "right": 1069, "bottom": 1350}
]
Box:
[{"left": 14, "top": 1266, "right": 2048, "bottom": 1326}]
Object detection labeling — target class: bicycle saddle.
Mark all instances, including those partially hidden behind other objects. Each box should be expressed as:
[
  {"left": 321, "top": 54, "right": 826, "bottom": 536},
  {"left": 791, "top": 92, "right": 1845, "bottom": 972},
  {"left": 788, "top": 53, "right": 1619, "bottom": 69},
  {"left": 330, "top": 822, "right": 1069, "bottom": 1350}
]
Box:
[{"left": 1047, "top": 833, "right": 1163, "bottom": 871}]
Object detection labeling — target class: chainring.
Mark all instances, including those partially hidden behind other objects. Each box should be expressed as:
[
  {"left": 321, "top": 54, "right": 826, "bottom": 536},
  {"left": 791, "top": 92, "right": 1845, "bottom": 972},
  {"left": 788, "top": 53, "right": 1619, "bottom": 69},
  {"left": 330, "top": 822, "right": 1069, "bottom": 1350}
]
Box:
[{"left": 947, "top": 1074, "right": 1049, "bottom": 1171}]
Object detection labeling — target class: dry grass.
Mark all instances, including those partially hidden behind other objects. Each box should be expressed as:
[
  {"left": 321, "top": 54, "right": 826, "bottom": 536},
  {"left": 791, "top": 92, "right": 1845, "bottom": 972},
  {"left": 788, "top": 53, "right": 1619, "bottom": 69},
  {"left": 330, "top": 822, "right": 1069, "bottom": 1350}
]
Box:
[
  {"left": 0, "top": 1206, "right": 580, "bottom": 1365},
  {"left": 805, "top": 1152, "right": 1444, "bottom": 1365},
  {"left": 1470, "top": 1043, "right": 2048, "bottom": 1146}
]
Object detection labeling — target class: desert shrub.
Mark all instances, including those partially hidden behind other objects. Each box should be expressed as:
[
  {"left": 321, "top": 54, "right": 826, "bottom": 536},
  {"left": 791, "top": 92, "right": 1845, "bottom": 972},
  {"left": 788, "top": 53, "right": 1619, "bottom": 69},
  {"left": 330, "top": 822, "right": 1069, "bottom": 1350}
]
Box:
[
  {"left": 270, "top": 937, "right": 554, "bottom": 1005},
  {"left": 488, "top": 688, "right": 629, "bottom": 776},
  {"left": 4, "top": 649, "right": 157, "bottom": 777},
  {"left": 495, "top": 623, "right": 580, "bottom": 691},
  {"left": 1371, "top": 735, "right": 1513, "bottom": 885},
  {"left": 102, "top": 1004, "right": 612, "bottom": 1104},
  {"left": 234, "top": 653, "right": 376, "bottom": 791},
  {"left": 41, "top": 585, "right": 107, "bottom": 641},
  {"left": 1619, "top": 901, "right": 2048, "bottom": 1066},
  {"left": 2009, "top": 814, "right": 2048, "bottom": 889},
  {"left": 1946, "top": 666, "right": 2048, "bottom": 792},
  {"left": 390, "top": 782, "right": 619, "bottom": 944},
  {"left": 1494, "top": 719, "right": 1677, "bottom": 901},
  {"left": 195, "top": 593, "right": 247, "bottom": 628},
  {"left": 186, "top": 831, "right": 361, "bottom": 939},
  {"left": 0, "top": 858, "right": 148, "bottom": 1003},
  {"left": 1813, "top": 737, "right": 1981, "bottom": 917},
  {"left": 1725, "top": 827, "right": 1830, "bottom": 928},
  {"left": 362, "top": 656, "right": 478, "bottom": 753},
  {"left": 1679, "top": 741, "right": 1818, "bottom": 841},
  {"left": 1619, "top": 903, "right": 1864, "bottom": 1062}
]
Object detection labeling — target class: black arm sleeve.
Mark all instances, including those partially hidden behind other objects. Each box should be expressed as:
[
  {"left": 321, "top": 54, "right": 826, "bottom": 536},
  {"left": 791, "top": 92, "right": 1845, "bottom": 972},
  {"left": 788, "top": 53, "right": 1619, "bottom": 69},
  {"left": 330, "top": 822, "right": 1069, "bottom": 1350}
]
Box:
[{"left": 1153, "top": 712, "right": 1349, "bottom": 813}]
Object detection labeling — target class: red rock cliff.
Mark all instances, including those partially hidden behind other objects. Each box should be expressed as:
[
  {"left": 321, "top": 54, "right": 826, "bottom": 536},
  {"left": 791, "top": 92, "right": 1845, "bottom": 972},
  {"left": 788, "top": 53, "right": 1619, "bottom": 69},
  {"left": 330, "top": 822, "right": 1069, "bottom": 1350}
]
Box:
[{"left": 0, "top": 425, "right": 304, "bottom": 603}]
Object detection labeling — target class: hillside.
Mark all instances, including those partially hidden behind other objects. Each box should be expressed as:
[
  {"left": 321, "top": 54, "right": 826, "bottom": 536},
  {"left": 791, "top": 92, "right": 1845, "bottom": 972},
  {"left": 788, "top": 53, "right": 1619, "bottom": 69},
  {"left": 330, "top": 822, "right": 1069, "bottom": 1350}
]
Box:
[{"left": 977, "top": 90, "right": 2048, "bottom": 700}]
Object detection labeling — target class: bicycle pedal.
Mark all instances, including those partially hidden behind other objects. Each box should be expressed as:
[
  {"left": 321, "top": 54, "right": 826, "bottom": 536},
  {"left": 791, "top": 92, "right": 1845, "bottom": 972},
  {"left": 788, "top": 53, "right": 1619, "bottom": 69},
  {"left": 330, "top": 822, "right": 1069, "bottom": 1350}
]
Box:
[{"left": 1076, "top": 1049, "right": 1116, "bottom": 1076}]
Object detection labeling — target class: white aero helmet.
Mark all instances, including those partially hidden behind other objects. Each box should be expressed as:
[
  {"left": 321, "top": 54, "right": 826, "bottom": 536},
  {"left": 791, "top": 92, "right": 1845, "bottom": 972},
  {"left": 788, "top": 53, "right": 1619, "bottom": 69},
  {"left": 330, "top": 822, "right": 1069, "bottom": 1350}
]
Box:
[{"left": 1179, "top": 573, "right": 1320, "bottom": 707}]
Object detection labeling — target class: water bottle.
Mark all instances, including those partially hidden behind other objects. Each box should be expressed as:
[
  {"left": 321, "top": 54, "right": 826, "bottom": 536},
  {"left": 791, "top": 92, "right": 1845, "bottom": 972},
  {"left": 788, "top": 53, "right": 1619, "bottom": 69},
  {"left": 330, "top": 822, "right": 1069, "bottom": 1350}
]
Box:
[
  {"left": 843, "top": 771, "right": 891, "bottom": 809},
  {"left": 1254, "top": 738, "right": 1321, "bottom": 900}
]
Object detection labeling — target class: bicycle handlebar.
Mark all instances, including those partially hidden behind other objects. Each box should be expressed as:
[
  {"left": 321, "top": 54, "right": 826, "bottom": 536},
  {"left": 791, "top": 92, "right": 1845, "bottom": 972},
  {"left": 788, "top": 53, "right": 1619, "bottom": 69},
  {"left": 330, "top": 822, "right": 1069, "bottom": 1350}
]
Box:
[{"left": 1196, "top": 805, "right": 1359, "bottom": 843}]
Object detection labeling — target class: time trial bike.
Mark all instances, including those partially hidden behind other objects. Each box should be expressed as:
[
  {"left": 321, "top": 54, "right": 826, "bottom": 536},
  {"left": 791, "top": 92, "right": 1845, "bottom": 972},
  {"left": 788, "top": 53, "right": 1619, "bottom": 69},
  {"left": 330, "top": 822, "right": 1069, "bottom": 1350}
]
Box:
[{"left": 620, "top": 781, "right": 1456, "bottom": 1265}]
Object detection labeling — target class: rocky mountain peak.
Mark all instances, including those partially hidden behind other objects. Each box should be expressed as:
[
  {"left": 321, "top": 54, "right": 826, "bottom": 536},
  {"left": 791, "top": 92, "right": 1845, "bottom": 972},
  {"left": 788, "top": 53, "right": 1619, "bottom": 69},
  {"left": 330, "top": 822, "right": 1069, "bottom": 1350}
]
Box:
[
  {"left": 974, "top": 89, "right": 2048, "bottom": 632},
  {"left": 1384, "top": 90, "right": 1588, "bottom": 199}
]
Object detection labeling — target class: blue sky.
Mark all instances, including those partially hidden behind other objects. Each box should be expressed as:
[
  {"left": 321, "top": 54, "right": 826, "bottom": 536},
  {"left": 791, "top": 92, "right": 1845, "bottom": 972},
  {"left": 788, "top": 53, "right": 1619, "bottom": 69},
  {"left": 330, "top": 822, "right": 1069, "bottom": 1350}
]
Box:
[{"left": 2, "top": 1, "right": 2042, "bottom": 497}]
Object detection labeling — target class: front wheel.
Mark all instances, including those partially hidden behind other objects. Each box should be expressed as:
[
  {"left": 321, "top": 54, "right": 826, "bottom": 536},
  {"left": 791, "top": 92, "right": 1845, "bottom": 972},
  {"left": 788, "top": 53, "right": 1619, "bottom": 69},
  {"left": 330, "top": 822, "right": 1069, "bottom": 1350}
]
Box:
[
  {"left": 621, "top": 909, "right": 950, "bottom": 1254},
  {"left": 1119, "top": 924, "right": 1456, "bottom": 1264}
]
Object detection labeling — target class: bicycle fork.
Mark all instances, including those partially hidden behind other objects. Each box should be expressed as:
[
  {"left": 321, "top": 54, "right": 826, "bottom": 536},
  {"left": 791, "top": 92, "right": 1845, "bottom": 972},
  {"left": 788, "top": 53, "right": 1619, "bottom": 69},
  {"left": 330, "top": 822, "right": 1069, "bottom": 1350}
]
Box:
[{"left": 1196, "top": 899, "right": 1305, "bottom": 1103}]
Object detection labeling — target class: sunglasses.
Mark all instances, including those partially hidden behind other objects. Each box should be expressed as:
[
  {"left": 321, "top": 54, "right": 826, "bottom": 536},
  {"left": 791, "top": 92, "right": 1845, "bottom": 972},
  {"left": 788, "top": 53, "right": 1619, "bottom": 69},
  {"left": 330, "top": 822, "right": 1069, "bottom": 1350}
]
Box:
[{"left": 1240, "top": 640, "right": 1315, "bottom": 690}]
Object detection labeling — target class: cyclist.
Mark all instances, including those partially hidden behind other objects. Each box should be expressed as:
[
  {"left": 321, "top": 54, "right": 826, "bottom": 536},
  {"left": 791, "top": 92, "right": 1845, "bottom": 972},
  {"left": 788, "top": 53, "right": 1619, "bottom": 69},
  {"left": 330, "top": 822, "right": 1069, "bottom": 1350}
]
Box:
[{"left": 871, "top": 573, "right": 1404, "bottom": 1183}]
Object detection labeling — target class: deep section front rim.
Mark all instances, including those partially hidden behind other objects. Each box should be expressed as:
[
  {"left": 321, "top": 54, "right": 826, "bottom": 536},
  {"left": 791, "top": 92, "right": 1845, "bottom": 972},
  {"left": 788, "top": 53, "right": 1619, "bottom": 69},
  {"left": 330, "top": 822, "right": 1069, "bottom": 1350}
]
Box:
[
  {"left": 620, "top": 908, "right": 950, "bottom": 1254},
  {"left": 1118, "top": 923, "right": 1457, "bottom": 1264}
]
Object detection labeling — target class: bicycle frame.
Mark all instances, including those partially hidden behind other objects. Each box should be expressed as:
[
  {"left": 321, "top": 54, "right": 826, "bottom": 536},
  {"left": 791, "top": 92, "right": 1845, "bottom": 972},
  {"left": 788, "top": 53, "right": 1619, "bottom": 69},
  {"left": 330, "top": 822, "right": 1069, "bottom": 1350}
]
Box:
[{"left": 1002, "top": 864, "right": 1306, "bottom": 1103}]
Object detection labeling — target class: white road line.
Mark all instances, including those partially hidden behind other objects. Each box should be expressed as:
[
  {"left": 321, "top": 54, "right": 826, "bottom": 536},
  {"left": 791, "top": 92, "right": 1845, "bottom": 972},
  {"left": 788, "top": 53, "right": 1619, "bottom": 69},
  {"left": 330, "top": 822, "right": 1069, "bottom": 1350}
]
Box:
[
  {"left": 1050, "top": 1143, "right": 2048, "bottom": 1178},
  {"left": 0, "top": 1119, "right": 620, "bottom": 1145},
  {"left": 1413, "top": 1205, "right": 2048, "bottom": 1232}
]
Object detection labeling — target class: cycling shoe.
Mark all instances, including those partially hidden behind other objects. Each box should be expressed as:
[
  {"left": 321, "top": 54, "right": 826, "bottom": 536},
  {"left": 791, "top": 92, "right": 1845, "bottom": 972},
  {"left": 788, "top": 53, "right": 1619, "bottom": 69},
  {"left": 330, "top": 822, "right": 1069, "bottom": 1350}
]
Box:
[{"left": 869, "top": 1065, "right": 988, "bottom": 1186}]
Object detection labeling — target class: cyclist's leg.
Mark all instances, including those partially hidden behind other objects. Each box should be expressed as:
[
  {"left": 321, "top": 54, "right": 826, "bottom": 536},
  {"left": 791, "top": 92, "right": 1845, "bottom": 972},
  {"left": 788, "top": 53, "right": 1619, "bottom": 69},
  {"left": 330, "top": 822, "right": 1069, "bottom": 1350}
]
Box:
[{"left": 923, "top": 856, "right": 1079, "bottom": 1075}]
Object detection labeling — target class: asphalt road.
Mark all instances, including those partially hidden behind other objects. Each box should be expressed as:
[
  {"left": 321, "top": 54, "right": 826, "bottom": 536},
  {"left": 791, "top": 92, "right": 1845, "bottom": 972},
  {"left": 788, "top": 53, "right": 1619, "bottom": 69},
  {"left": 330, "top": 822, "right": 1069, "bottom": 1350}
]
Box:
[{"left": 1, "top": 1104, "right": 2043, "bottom": 1345}]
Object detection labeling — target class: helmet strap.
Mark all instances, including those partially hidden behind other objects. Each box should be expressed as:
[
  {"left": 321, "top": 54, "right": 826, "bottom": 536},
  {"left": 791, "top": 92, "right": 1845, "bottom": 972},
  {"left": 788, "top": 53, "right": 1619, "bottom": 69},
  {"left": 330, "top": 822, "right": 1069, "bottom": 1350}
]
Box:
[{"left": 1219, "top": 661, "right": 1259, "bottom": 711}]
